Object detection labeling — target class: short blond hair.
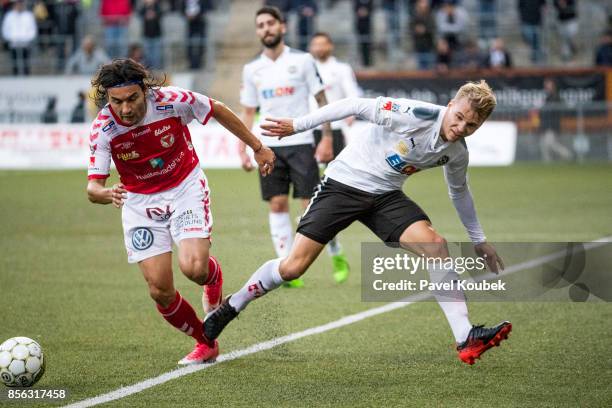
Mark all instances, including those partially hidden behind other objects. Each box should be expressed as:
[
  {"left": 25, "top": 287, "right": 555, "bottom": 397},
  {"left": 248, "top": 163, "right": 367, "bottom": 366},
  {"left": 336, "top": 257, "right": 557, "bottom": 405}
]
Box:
[{"left": 454, "top": 80, "right": 497, "bottom": 121}]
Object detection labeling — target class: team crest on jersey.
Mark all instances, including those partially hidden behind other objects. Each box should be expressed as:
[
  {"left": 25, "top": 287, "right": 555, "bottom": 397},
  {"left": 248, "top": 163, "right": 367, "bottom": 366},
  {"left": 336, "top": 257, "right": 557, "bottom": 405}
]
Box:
[
  {"left": 385, "top": 153, "right": 421, "bottom": 175},
  {"left": 117, "top": 151, "right": 140, "bottom": 161},
  {"left": 382, "top": 100, "right": 401, "bottom": 113},
  {"left": 160, "top": 133, "right": 175, "bottom": 148},
  {"left": 396, "top": 141, "right": 409, "bottom": 155},
  {"left": 102, "top": 121, "right": 116, "bottom": 132},
  {"left": 436, "top": 155, "right": 449, "bottom": 166},
  {"left": 287, "top": 65, "right": 297, "bottom": 74}
]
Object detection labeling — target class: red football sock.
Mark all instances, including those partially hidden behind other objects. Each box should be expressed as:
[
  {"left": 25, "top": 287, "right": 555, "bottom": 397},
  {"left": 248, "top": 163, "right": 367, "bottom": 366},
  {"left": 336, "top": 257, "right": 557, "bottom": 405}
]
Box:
[
  {"left": 204, "top": 256, "right": 221, "bottom": 285},
  {"left": 156, "top": 291, "right": 209, "bottom": 345}
]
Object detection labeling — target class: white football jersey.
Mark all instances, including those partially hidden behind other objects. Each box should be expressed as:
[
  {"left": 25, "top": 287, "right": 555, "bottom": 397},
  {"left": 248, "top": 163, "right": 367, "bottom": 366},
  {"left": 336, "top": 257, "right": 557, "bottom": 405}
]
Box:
[
  {"left": 296, "top": 97, "right": 468, "bottom": 194},
  {"left": 241, "top": 46, "right": 324, "bottom": 147},
  {"left": 310, "top": 56, "right": 359, "bottom": 130}
]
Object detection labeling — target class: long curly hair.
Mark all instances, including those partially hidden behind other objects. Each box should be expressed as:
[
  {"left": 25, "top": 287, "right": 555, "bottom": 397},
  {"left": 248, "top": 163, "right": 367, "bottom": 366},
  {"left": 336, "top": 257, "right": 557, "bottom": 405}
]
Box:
[{"left": 91, "top": 59, "right": 166, "bottom": 107}]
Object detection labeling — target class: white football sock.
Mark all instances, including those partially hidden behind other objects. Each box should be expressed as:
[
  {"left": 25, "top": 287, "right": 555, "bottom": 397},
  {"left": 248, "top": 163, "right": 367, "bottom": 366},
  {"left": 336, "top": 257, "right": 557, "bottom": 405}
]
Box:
[
  {"left": 326, "top": 236, "right": 342, "bottom": 256},
  {"left": 269, "top": 212, "right": 293, "bottom": 258},
  {"left": 429, "top": 266, "right": 472, "bottom": 343},
  {"left": 229, "top": 258, "right": 286, "bottom": 312}
]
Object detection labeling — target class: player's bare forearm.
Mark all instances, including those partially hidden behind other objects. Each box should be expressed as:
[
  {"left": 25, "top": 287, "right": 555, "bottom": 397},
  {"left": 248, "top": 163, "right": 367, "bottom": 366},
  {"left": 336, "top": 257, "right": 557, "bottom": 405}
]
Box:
[
  {"left": 239, "top": 106, "right": 257, "bottom": 154},
  {"left": 87, "top": 179, "right": 126, "bottom": 208},
  {"left": 212, "top": 100, "right": 261, "bottom": 151},
  {"left": 314, "top": 90, "right": 333, "bottom": 138}
]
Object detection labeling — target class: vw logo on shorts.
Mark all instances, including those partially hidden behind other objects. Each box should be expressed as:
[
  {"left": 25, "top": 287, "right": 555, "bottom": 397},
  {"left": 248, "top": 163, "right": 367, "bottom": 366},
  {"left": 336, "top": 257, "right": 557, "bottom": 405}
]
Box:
[{"left": 132, "top": 227, "right": 154, "bottom": 251}]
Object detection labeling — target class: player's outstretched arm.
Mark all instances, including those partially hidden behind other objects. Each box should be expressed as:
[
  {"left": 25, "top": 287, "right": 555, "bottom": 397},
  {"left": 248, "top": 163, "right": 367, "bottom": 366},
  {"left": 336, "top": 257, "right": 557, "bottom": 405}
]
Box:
[
  {"left": 261, "top": 97, "right": 377, "bottom": 138},
  {"left": 211, "top": 99, "right": 275, "bottom": 176},
  {"left": 87, "top": 179, "right": 127, "bottom": 208}
]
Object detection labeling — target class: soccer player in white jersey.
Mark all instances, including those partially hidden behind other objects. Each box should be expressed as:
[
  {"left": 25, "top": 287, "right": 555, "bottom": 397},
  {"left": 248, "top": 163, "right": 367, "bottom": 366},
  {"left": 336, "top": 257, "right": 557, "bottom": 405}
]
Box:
[
  {"left": 205, "top": 80, "right": 512, "bottom": 365},
  {"left": 238, "top": 6, "right": 349, "bottom": 287},
  {"left": 86, "top": 59, "right": 275, "bottom": 365},
  {"left": 309, "top": 32, "right": 360, "bottom": 282}
]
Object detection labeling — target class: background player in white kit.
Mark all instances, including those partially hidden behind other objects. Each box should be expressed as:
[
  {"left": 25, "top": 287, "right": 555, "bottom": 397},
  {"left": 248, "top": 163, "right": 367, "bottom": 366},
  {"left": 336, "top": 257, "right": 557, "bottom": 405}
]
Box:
[
  {"left": 309, "top": 31, "right": 360, "bottom": 283},
  {"left": 238, "top": 6, "right": 349, "bottom": 287},
  {"left": 205, "top": 80, "right": 512, "bottom": 365},
  {"left": 86, "top": 59, "right": 275, "bottom": 365}
]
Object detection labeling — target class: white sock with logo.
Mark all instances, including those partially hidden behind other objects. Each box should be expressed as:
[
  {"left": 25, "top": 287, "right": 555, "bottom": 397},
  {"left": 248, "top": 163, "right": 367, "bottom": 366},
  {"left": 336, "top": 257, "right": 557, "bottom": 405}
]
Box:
[
  {"left": 429, "top": 266, "right": 472, "bottom": 343},
  {"left": 269, "top": 212, "right": 293, "bottom": 258},
  {"left": 229, "top": 258, "right": 286, "bottom": 312}
]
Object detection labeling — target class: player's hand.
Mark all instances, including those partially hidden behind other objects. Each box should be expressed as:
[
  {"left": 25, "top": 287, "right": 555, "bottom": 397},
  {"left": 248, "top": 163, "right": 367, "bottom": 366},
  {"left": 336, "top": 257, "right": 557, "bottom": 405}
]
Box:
[
  {"left": 315, "top": 134, "right": 334, "bottom": 163},
  {"left": 474, "top": 242, "right": 504, "bottom": 274},
  {"left": 110, "top": 183, "right": 127, "bottom": 208},
  {"left": 239, "top": 150, "right": 254, "bottom": 172},
  {"left": 260, "top": 117, "right": 295, "bottom": 138},
  {"left": 254, "top": 146, "right": 275, "bottom": 177}
]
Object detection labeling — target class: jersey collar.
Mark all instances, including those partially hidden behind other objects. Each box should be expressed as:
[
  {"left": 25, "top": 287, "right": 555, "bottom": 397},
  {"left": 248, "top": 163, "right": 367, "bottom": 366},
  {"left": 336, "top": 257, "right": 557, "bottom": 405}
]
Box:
[
  {"left": 261, "top": 44, "right": 291, "bottom": 63},
  {"left": 430, "top": 106, "right": 448, "bottom": 150}
]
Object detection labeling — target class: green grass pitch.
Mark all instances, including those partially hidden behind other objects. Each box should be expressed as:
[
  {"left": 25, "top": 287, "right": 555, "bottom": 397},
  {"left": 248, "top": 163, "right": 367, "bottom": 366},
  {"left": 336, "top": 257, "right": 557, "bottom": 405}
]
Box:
[{"left": 1, "top": 164, "right": 611, "bottom": 407}]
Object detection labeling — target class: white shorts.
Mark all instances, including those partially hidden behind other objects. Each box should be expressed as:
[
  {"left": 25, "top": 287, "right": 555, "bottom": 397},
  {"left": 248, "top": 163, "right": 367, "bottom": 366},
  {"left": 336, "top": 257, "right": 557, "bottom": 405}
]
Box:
[{"left": 122, "top": 166, "right": 213, "bottom": 263}]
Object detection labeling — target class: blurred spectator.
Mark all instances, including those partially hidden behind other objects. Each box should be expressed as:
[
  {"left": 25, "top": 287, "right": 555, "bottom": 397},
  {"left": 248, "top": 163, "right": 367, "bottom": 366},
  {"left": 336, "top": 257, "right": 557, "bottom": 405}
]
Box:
[
  {"left": 435, "top": 37, "right": 452, "bottom": 72},
  {"left": 518, "top": 0, "right": 546, "bottom": 64},
  {"left": 382, "top": 0, "right": 401, "bottom": 58},
  {"left": 294, "top": 0, "right": 317, "bottom": 51},
  {"left": 184, "top": 0, "right": 210, "bottom": 70},
  {"left": 41, "top": 97, "right": 58, "bottom": 123},
  {"left": 353, "top": 0, "right": 373, "bottom": 67},
  {"left": 1, "top": 0, "right": 37, "bottom": 75},
  {"left": 478, "top": 0, "right": 497, "bottom": 41},
  {"left": 128, "top": 42, "right": 145, "bottom": 65},
  {"left": 539, "top": 78, "right": 572, "bottom": 162},
  {"left": 100, "top": 0, "right": 132, "bottom": 59},
  {"left": 435, "top": 0, "right": 469, "bottom": 49},
  {"left": 553, "top": 0, "right": 578, "bottom": 62},
  {"left": 139, "top": 0, "right": 163, "bottom": 69},
  {"left": 70, "top": 91, "right": 87, "bottom": 123},
  {"left": 53, "top": 0, "right": 80, "bottom": 71},
  {"left": 65, "top": 35, "right": 110, "bottom": 75},
  {"left": 410, "top": 0, "right": 436, "bottom": 70},
  {"left": 32, "top": 0, "right": 52, "bottom": 50},
  {"left": 484, "top": 37, "right": 512, "bottom": 69},
  {"left": 455, "top": 38, "right": 484, "bottom": 69},
  {"left": 594, "top": 29, "right": 612, "bottom": 66}
]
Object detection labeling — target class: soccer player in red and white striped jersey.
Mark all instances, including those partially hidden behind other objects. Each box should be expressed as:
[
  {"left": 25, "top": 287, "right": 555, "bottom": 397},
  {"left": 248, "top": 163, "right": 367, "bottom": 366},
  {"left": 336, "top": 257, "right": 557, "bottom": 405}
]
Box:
[{"left": 86, "top": 59, "right": 275, "bottom": 365}]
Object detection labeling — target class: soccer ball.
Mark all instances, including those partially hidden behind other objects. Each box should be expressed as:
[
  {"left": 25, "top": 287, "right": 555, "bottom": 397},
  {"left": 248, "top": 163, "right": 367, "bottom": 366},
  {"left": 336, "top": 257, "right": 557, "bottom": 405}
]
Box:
[{"left": 0, "top": 337, "right": 45, "bottom": 387}]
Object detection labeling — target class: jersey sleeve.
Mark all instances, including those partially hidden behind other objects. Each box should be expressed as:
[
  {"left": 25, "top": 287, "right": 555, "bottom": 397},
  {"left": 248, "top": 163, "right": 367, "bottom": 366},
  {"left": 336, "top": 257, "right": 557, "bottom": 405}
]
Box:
[
  {"left": 294, "top": 98, "right": 377, "bottom": 132},
  {"left": 373, "top": 97, "right": 442, "bottom": 133},
  {"left": 87, "top": 112, "right": 112, "bottom": 180},
  {"left": 302, "top": 53, "right": 325, "bottom": 96},
  {"left": 240, "top": 65, "right": 259, "bottom": 108},
  {"left": 340, "top": 63, "right": 360, "bottom": 99},
  {"left": 166, "top": 86, "right": 214, "bottom": 125}
]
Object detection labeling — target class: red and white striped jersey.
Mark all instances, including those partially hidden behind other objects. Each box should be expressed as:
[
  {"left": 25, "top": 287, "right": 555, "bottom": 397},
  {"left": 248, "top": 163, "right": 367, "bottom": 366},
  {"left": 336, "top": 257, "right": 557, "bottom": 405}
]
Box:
[{"left": 87, "top": 86, "right": 214, "bottom": 194}]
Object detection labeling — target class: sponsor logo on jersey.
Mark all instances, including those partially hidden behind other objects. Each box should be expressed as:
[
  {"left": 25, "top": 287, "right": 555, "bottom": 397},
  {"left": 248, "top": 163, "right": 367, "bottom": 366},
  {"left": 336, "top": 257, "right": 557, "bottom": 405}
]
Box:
[
  {"left": 436, "top": 155, "right": 450, "bottom": 166},
  {"left": 149, "top": 157, "right": 165, "bottom": 169},
  {"left": 382, "top": 100, "right": 401, "bottom": 112},
  {"left": 132, "top": 227, "right": 154, "bottom": 251},
  {"left": 102, "top": 121, "right": 116, "bottom": 132},
  {"left": 160, "top": 133, "right": 175, "bottom": 148},
  {"left": 116, "top": 141, "right": 135, "bottom": 150},
  {"left": 385, "top": 153, "right": 421, "bottom": 175},
  {"left": 156, "top": 103, "right": 174, "bottom": 111},
  {"left": 132, "top": 128, "right": 151, "bottom": 138},
  {"left": 261, "top": 86, "right": 295, "bottom": 99},
  {"left": 117, "top": 150, "right": 140, "bottom": 161},
  {"left": 155, "top": 125, "right": 172, "bottom": 137},
  {"left": 89, "top": 156, "right": 95, "bottom": 166},
  {"left": 146, "top": 205, "right": 174, "bottom": 221},
  {"left": 90, "top": 144, "right": 97, "bottom": 155}
]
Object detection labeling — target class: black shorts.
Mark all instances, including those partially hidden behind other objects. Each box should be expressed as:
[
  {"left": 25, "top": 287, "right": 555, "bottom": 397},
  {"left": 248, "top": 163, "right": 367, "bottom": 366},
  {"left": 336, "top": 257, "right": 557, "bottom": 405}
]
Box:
[
  {"left": 313, "top": 129, "right": 346, "bottom": 158},
  {"left": 258, "top": 144, "right": 321, "bottom": 201},
  {"left": 297, "top": 177, "right": 430, "bottom": 244}
]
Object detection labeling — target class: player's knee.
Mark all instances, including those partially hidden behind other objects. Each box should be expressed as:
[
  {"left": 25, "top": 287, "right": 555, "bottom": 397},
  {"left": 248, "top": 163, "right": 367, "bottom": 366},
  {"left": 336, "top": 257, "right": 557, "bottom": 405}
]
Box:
[
  {"left": 279, "top": 257, "right": 307, "bottom": 281},
  {"left": 269, "top": 196, "right": 289, "bottom": 213},
  {"left": 149, "top": 286, "right": 175, "bottom": 307},
  {"left": 179, "top": 254, "right": 209, "bottom": 285},
  {"left": 423, "top": 235, "right": 448, "bottom": 258}
]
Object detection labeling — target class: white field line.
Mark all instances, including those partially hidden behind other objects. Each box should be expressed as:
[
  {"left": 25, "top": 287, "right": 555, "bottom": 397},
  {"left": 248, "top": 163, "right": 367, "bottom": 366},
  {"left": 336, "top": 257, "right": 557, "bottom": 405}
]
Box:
[{"left": 63, "top": 238, "right": 612, "bottom": 408}]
